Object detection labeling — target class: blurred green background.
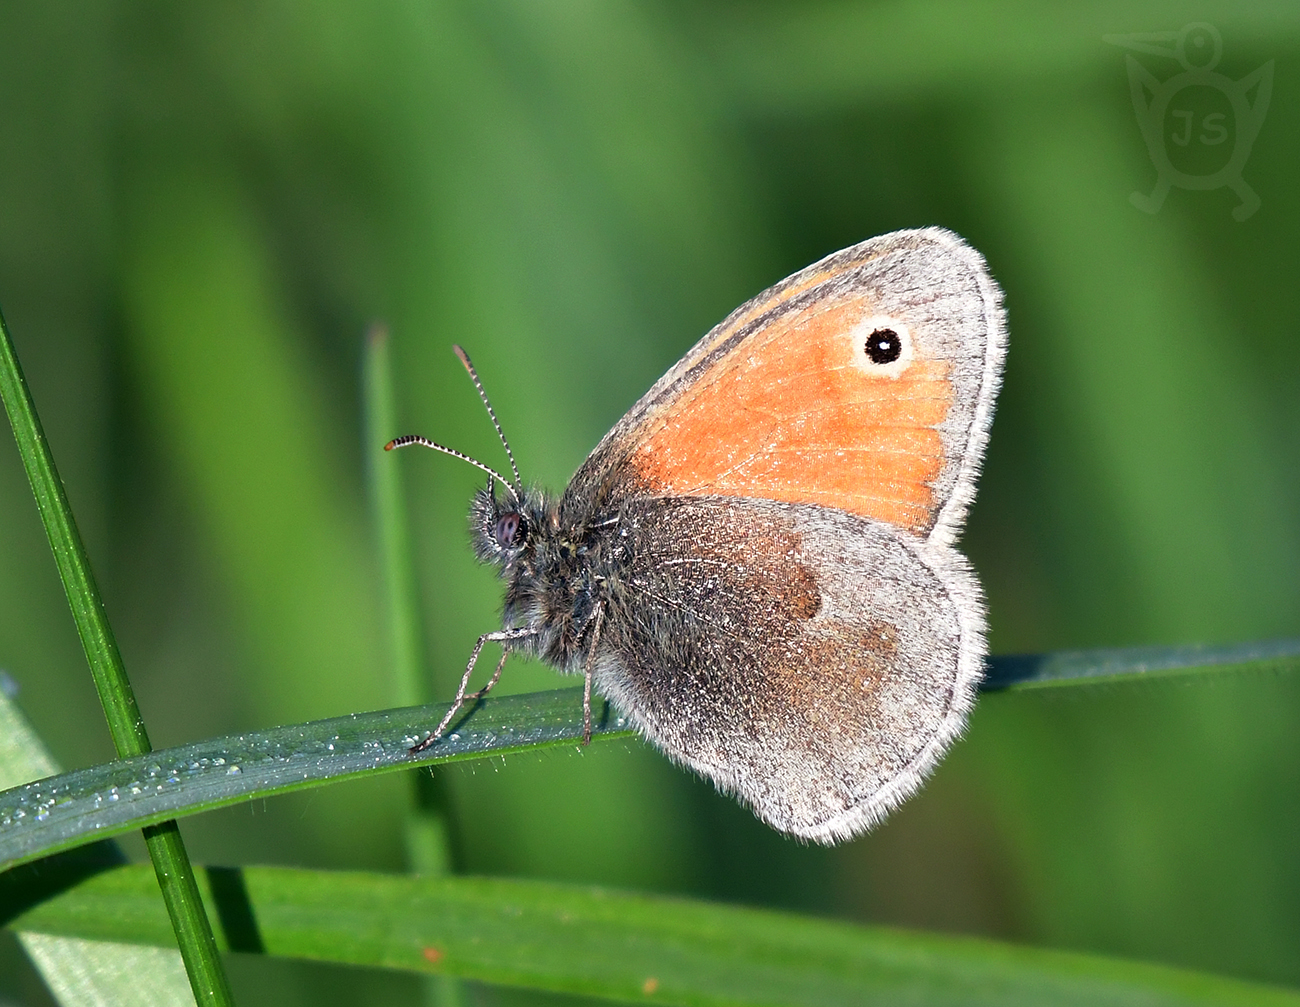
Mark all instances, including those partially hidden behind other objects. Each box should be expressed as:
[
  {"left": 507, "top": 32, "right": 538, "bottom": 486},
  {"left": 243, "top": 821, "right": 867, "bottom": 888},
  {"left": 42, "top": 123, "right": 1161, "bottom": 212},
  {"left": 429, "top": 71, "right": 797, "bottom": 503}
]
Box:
[{"left": 1, "top": 3, "right": 1298, "bottom": 1005}]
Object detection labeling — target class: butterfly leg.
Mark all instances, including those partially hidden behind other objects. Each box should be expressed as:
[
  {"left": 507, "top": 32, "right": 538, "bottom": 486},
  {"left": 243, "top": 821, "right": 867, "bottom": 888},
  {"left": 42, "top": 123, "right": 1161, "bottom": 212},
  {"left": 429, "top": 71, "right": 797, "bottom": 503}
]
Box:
[
  {"left": 468, "top": 650, "right": 509, "bottom": 702},
  {"left": 582, "top": 603, "right": 605, "bottom": 746},
  {"left": 410, "top": 627, "right": 532, "bottom": 755}
]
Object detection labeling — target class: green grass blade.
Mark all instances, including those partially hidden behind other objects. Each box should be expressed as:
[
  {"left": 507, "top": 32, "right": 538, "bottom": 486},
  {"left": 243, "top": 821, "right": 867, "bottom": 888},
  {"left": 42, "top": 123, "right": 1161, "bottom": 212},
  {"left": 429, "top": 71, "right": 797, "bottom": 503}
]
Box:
[
  {"left": 0, "top": 315, "right": 147, "bottom": 759},
  {"left": 0, "top": 690, "right": 632, "bottom": 872},
  {"left": 364, "top": 324, "right": 428, "bottom": 713},
  {"left": 19, "top": 934, "right": 197, "bottom": 1007},
  {"left": 364, "top": 324, "right": 463, "bottom": 1007},
  {"left": 0, "top": 306, "right": 234, "bottom": 1005},
  {"left": 3, "top": 641, "right": 1297, "bottom": 874},
  {"left": 8, "top": 863, "right": 1300, "bottom": 1007},
  {"left": 363, "top": 324, "right": 457, "bottom": 872},
  {"left": 983, "top": 638, "right": 1300, "bottom": 691},
  {"left": 2, "top": 687, "right": 196, "bottom": 1006}
]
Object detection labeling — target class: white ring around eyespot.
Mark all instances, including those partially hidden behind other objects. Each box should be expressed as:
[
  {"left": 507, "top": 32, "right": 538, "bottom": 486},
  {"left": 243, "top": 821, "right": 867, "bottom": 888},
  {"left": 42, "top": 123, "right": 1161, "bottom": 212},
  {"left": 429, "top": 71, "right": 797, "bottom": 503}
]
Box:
[{"left": 849, "top": 315, "right": 913, "bottom": 379}]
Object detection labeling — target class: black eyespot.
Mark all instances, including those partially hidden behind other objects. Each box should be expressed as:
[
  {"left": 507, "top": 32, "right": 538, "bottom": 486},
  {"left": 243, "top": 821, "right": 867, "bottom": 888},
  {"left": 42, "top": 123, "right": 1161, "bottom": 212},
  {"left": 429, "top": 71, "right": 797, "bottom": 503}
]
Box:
[
  {"left": 495, "top": 512, "right": 523, "bottom": 548},
  {"left": 865, "top": 328, "right": 902, "bottom": 365}
]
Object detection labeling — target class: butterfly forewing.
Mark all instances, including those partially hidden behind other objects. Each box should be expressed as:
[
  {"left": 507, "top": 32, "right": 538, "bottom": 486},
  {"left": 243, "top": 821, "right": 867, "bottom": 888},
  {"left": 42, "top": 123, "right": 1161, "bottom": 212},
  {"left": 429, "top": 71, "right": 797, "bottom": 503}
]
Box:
[{"left": 564, "top": 228, "right": 1005, "bottom": 544}]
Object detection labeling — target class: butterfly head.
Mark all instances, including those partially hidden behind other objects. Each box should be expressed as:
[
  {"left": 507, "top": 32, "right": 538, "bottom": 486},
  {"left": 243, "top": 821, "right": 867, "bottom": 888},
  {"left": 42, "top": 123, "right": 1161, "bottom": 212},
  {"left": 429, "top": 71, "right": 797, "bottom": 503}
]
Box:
[
  {"left": 471, "top": 478, "right": 601, "bottom": 665},
  {"left": 469, "top": 480, "right": 555, "bottom": 571}
]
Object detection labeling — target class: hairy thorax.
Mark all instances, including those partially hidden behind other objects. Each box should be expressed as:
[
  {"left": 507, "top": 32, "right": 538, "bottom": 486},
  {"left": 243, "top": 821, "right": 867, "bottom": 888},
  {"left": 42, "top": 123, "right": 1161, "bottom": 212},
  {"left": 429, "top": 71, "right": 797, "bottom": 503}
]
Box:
[{"left": 470, "top": 484, "right": 627, "bottom": 674}]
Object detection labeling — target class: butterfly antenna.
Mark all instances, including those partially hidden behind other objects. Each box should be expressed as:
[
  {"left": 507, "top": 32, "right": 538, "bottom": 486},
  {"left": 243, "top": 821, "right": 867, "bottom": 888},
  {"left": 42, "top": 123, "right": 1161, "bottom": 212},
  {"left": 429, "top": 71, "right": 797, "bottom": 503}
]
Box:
[
  {"left": 452, "top": 344, "right": 523, "bottom": 495},
  {"left": 384, "top": 435, "right": 516, "bottom": 497}
]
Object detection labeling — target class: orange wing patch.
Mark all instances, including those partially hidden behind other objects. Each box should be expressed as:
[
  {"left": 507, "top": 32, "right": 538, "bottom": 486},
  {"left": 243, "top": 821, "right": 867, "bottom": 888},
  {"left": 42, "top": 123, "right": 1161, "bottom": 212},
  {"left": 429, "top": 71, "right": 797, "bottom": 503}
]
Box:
[{"left": 628, "top": 296, "right": 953, "bottom": 534}]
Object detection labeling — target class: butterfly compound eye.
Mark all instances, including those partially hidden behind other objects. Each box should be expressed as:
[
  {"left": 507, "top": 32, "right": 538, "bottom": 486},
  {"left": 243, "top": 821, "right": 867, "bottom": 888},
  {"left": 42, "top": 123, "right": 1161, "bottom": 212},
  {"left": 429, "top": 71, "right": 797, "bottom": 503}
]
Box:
[
  {"left": 495, "top": 511, "right": 523, "bottom": 548},
  {"left": 865, "top": 328, "right": 903, "bottom": 365}
]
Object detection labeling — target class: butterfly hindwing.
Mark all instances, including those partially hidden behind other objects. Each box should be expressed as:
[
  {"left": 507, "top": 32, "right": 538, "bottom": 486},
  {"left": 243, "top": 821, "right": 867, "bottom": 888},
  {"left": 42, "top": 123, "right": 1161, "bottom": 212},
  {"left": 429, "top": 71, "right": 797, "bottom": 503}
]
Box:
[{"left": 592, "top": 495, "right": 982, "bottom": 842}]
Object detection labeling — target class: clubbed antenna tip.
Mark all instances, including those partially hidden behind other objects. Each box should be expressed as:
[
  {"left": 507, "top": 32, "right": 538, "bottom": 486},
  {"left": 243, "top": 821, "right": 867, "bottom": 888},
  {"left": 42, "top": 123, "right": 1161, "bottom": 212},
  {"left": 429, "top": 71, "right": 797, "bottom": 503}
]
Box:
[{"left": 384, "top": 434, "right": 516, "bottom": 496}]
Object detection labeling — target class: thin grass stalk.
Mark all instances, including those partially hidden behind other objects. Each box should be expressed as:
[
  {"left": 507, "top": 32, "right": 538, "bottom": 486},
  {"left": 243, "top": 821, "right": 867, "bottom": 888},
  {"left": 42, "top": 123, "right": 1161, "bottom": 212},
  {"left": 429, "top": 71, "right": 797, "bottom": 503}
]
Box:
[
  {"left": 364, "top": 325, "right": 463, "bottom": 1007},
  {"left": 0, "top": 305, "right": 235, "bottom": 1007}
]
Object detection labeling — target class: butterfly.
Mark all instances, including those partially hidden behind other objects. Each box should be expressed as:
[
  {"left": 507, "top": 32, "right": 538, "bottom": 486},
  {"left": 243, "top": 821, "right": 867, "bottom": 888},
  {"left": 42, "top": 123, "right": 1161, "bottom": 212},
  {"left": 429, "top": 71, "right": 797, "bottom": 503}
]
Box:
[{"left": 389, "top": 227, "right": 1006, "bottom": 843}]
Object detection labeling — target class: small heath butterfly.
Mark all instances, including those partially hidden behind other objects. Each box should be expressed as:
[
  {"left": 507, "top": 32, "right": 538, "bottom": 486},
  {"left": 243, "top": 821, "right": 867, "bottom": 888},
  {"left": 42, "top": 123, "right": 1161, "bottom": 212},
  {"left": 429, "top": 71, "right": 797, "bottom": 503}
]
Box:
[{"left": 389, "top": 228, "right": 1006, "bottom": 843}]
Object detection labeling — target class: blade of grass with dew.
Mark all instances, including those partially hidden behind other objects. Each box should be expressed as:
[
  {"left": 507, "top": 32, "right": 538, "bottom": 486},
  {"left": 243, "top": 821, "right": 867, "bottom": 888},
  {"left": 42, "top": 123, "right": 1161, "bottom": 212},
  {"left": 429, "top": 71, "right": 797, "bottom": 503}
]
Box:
[
  {"left": 3, "top": 640, "right": 1297, "bottom": 874},
  {"left": 0, "top": 688, "right": 196, "bottom": 1006},
  {"left": 8, "top": 862, "right": 1300, "bottom": 1007},
  {"left": 0, "top": 689, "right": 634, "bottom": 872},
  {"left": 0, "top": 305, "right": 235, "bottom": 1006}
]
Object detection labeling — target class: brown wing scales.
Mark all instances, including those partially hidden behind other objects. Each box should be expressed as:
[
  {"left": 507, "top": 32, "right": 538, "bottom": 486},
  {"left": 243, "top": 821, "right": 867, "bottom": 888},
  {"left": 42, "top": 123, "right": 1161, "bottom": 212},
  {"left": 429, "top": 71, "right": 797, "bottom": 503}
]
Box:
[{"left": 593, "top": 496, "right": 973, "bottom": 841}]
